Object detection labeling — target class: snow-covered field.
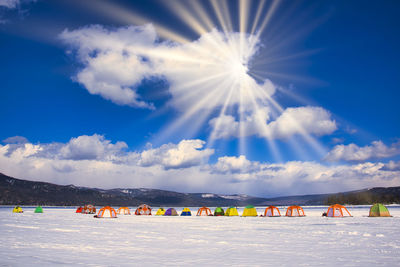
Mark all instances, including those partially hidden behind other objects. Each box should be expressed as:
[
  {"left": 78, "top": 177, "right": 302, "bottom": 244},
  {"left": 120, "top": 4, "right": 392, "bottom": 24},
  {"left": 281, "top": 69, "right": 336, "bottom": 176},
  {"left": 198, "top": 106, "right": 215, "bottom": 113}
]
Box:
[{"left": 1, "top": 206, "right": 399, "bottom": 266}]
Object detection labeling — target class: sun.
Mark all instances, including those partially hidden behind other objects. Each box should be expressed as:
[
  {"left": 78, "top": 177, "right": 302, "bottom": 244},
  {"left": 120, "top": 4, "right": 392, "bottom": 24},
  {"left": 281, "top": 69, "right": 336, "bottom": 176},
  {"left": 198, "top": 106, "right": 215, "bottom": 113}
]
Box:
[
  {"left": 83, "top": 0, "right": 329, "bottom": 161},
  {"left": 228, "top": 60, "right": 248, "bottom": 79}
]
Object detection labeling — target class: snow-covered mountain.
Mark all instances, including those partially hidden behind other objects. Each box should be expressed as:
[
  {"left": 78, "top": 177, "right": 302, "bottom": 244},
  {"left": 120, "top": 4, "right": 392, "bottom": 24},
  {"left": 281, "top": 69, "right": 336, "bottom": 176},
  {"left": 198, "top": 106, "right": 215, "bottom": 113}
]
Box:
[
  {"left": 0, "top": 173, "right": 267, "bottom": 206},
  {"left": 0, "top": 172, "right": 399, "bottom": 206}
]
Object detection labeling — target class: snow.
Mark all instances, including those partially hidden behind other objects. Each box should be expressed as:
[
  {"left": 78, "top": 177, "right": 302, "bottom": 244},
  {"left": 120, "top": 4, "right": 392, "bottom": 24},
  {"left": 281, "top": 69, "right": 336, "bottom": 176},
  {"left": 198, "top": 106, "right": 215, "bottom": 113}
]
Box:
[
  {"left": 220, "top": 194, "right": 249, "bottom": 200},
  {"left": 0, "top": 206, "right": 399, "bottom": 266},
  {"left": 201, "top": 193, "right": 216, "bottom": 198}
]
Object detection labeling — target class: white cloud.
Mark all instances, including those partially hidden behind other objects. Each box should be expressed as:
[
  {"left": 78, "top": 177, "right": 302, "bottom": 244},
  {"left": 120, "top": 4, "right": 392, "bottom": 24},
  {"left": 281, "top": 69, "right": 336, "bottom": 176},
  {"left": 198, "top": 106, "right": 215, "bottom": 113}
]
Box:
[
  {"left": 267, "top": 106, "right": 337, "bottom": 138},
  {"left": 58, "top": 134, "right": 128, "bottom": 161},
  {"left": 325, "top": 140, "right": 400, "bottom": 162},
  {"left": 28, "top": 134, "right": 127, "bottom": 161},
  {"left": 60, "top": 25, "right": 269, "bottom": 112},
  {"left": 209, "top": 106, "right": 337, "bottom": 140},
  {"left": 61, "top": 25, "right": 267, "bottom": 110},
  {"left": 61, "top": 25, "right": 338, "bottom": 140},
  {"left": 60, "top": 25, "right": 158, "bottom": 109},
  {"left": 380, "top": 161, "right": 400, "bottom": 171},
  {"left": 212, "top": 155, "right": 259, "bottom": 174},
  {"left": 0, "top": 135, "right": 213, "bottom": 169},
  {"left": 0, "top": 0, "right": 19, "bottom": 9},
  {"left": 139, "top": 139, "right": 214, "bottom": 169},
  {"left": 208, "top": 114, "right": 239, "bottom": 139},
  {"left": 1, "top": 136, "right": 400, "bottom": 196}
]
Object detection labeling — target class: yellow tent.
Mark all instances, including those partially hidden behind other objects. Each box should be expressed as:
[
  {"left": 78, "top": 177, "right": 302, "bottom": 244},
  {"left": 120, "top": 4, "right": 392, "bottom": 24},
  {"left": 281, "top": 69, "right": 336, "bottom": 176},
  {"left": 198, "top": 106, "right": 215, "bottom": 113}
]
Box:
[
  {"left": 13, "top": 206, "right": 23, "bottom": 213},
  {"left": 225, "top": 206, "right": 239, "bottom": 216},
  {"left": 155, "top": 208, "right": 166, "bottom": 215},
  {"left": 242, "top": 205, "right": 258, "bottom": 217}
]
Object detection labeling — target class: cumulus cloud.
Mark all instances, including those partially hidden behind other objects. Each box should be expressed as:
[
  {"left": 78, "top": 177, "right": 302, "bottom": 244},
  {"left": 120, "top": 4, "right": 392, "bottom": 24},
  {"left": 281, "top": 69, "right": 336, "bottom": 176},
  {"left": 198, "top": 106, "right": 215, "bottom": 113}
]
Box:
[
  {"left": 267, "top": 107, "right": 337, "bottom": 138},
  {"left": 209, "top": 106, "right": 337, "bottom": 139},
  {"left": 33, "top": 134, "right": 128, "bottom": 161},
  {"left": 60, "top": 25, "right": 158, "bottom": 109},
  {"left": 58, "top": 134, "right": 128, "bottom": 161},
  {"left": 325, "top": 140, "right": 400, "bottom": 162},
  {"left": 212, "top": 155, "right": 260, "bottom": 174},
  {"left": 61, "top": 25, "right": 338, "bottom": 140},
  {"left": 60, "top": 25, "right": 266, "bottom": 111},
  {"left": 0, "top": 136, "right": 400, "bottom": 196},
  {"left": 380, "top": 161, "right": 400, "bottom": 171},
  {"left": 0, "top": 135, "right": 213, "bottom": 169},
  {"left": 139, "top": 139, "right": 214, "bottom": 169}
]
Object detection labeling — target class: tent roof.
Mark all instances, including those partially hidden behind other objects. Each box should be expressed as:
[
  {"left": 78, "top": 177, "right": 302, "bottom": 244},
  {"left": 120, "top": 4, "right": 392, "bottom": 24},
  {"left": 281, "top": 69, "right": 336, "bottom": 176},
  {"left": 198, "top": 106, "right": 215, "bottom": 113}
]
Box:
[{"left": 371, "top": 203, "right": 389, "bottom": 210}]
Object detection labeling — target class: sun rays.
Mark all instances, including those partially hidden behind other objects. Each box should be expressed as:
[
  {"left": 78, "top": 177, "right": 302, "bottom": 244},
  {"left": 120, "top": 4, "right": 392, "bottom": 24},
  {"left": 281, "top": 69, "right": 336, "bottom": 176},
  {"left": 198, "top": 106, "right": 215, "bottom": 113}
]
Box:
[{"left": 79, "top": 0, "right": 331, "bottom": 162}]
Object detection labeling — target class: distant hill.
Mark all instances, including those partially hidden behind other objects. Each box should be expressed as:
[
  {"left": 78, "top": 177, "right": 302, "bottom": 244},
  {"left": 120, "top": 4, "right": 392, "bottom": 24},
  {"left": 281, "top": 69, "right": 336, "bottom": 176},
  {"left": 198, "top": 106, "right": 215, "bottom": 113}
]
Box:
[
  {"left": 0, "top": 173, "right": 399, "bottom": 206},
  {"left": 324, "top": 187, "right": 400, "bottom": 205},
  {"left": 0, "top": 173, "right": 267, "bottom": 206}
]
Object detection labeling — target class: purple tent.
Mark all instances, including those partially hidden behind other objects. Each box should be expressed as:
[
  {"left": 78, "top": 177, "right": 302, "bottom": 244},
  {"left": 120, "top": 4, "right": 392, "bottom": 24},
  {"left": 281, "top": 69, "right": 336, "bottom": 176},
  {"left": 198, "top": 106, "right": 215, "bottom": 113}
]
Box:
[{"left": 164, "top": 208, "right": 178, "bottom": 216}]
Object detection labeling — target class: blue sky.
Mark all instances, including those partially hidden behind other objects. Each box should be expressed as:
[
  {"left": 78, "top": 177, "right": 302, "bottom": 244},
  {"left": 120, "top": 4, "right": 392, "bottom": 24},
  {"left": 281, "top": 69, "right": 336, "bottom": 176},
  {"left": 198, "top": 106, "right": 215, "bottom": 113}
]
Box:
[{"left": 0, "top": 0, "right": 399, "bottom": 197}]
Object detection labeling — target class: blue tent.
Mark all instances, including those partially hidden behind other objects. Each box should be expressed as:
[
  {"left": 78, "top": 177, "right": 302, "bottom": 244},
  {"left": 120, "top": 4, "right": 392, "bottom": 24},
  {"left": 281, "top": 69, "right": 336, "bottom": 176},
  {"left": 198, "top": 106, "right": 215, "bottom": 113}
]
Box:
[{"left": 181, "top": 208, "right": 192, "bottom": 216}]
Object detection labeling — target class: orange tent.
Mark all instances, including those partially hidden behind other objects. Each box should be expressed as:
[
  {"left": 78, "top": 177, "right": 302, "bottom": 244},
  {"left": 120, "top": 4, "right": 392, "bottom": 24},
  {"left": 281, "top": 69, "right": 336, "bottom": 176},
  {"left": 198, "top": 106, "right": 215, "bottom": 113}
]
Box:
[
  {"left": 83, "top": 204, "right": 96, "bottom": 214},
  {"left": 263, "top": 206, "right": 281, "bottom": 217},
  {"left": 326, "top": 204, "right": 352, "bottom": 217},
  {"left": 135, "top": 204, "right": 152, "bottom": 215},
  {"left": 197, "top": 206, "right": 212, "bottom": 216},
  {"left": 117, "top": 207, "right": 131, "bottom": 215},
  {"left": 95, "top": 206, "right": 117, "bottom": 218},
  {"left": 285, "top": 205, "right": 305, "bottom": 217}
]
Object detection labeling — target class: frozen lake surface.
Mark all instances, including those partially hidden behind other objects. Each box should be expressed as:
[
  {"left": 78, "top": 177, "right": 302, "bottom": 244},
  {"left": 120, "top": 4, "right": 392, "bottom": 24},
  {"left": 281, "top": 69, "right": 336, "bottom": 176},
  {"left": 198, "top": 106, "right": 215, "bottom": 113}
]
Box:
[{"left": 1, "top": 206, "right": 399, "bottom": 266}]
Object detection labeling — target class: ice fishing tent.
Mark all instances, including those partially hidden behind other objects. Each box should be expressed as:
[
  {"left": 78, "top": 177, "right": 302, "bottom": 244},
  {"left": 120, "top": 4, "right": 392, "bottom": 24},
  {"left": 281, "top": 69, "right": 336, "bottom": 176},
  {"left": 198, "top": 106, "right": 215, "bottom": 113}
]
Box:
[
  {"left": 263, "top": 206, "right": 281, "bottom": 217},
  {"left": 13, "top": 206, "right": 23, "bottom": 213},
  {"left": 326, "top": 204, "right": 352, "bottom": 217},
  {"left": 242, "top": 205, "right": 258, "bottom": 217},
  {"left": 75, "top": 206, "right": 83, "bottom": 213},
  {"left": 214, "top": 207, "right": 225, "bottom": 216},
  {"left": 83, "top": 204, "right": 96, "bottom": 214},
  {"left": 369, "top": 203, "right": 391, "bottom": 217},
  {"left": 34, "top": 206, "right": 43, "bottom": 213},
  {"left": 285, "top": 205, "right": 305, "bottom": 217},
  {"left": 135, "top": 204, "right": 152, "bottom": 215},
  {"left": 164, "top": 208, "right": 178, "bottom": 216},
  {"left": 117, "top": 207, "right": 131, "bottom": 215},
  {"left": 155, "top": 208, "right": 166, "bottom": 216},
  {"left": 225, "top": 206, "right": 239, "bottom": 216},
  {"left": 96, "top": 206, "right": 117, "bottom": 218},
  {"left": 181, "top": 208, "right": 192, "bottom": 216},
  {"left": 197, "top": 207, "right": 212, "bottom": 216}
]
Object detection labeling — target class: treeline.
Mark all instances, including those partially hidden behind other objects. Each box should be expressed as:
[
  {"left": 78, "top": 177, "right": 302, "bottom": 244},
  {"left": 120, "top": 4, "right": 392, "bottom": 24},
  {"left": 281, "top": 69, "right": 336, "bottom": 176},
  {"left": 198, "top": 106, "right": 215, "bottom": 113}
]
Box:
[{"left": 324, "top": 188, "right": 400, "bottom": 205}]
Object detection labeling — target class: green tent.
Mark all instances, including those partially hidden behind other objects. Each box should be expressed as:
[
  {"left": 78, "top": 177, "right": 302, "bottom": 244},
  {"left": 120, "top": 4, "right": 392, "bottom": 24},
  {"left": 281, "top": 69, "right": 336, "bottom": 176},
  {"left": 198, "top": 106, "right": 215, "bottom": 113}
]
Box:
[
  {"left": 34, "top": 206, "right": 43, "bottom": 213},
  {"left": 214, "top": 207, "right": 225, "bottom": 216},
  {"left": 369, "top": 203, "right": 391, "bottom": 217}
]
